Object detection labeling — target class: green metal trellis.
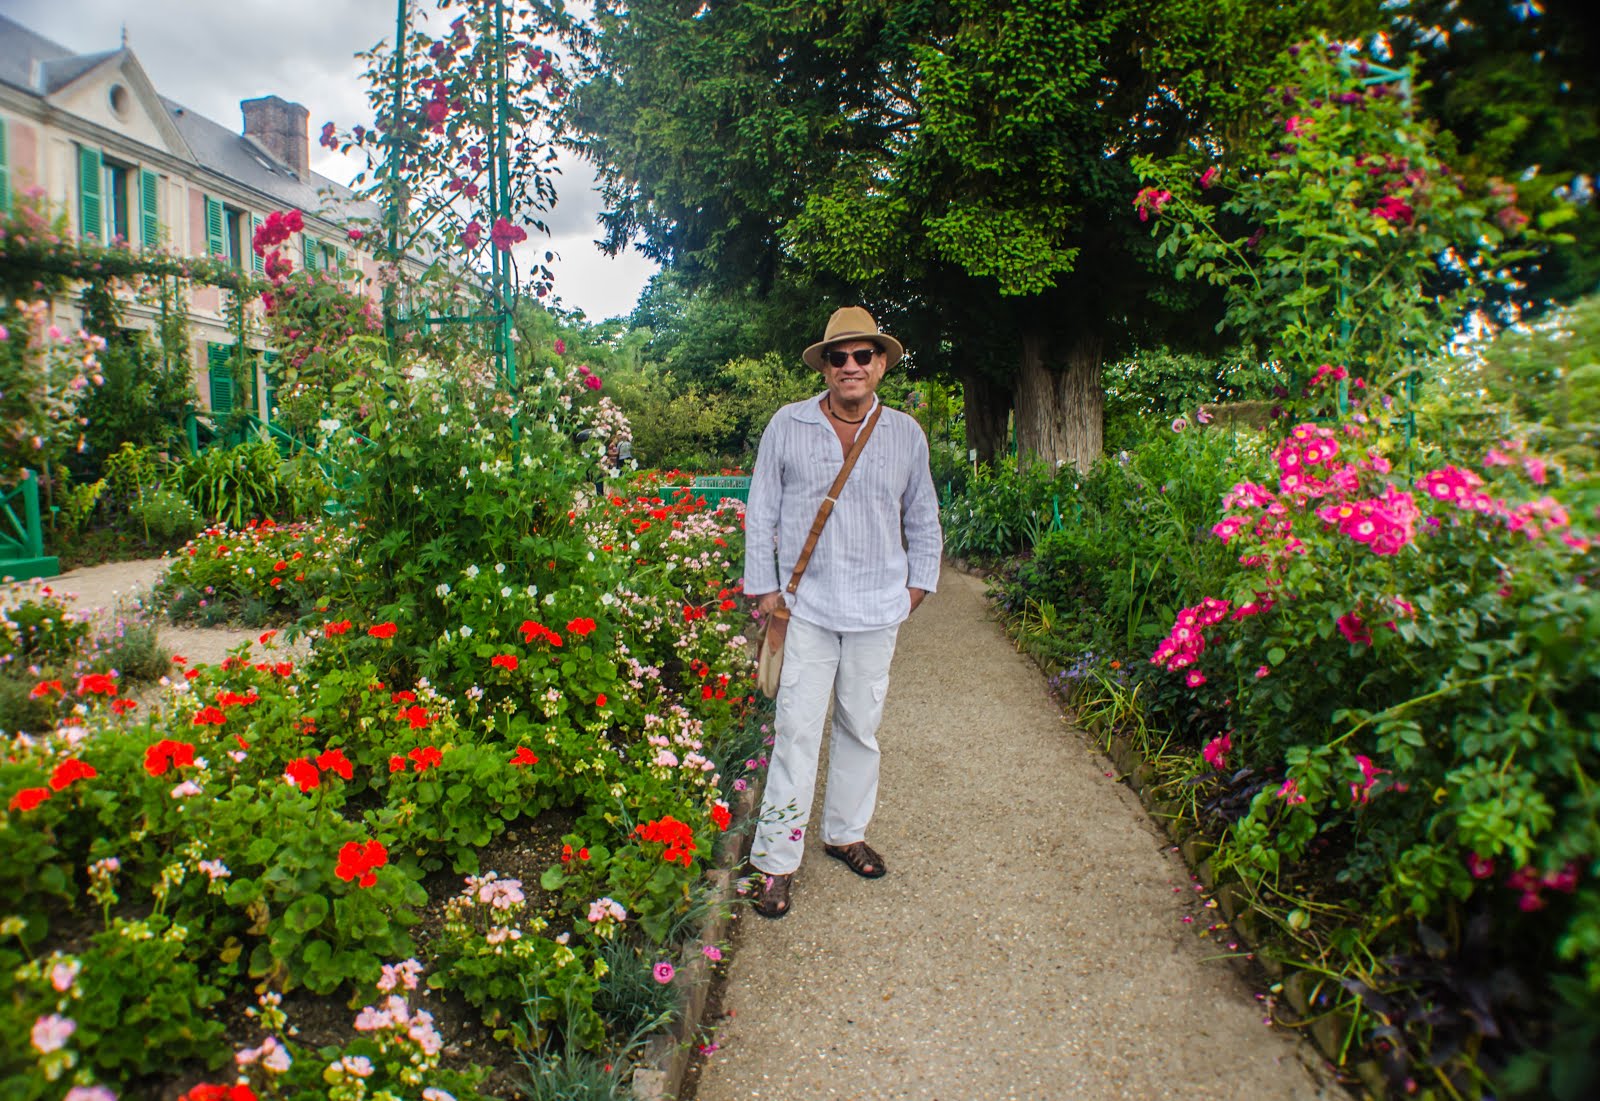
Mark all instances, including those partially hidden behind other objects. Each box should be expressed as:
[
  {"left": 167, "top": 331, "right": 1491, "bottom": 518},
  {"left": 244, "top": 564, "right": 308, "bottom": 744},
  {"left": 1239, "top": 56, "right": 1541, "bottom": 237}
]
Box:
[{"left": 382, "top": 0, "right": 517, "bottom": 394}]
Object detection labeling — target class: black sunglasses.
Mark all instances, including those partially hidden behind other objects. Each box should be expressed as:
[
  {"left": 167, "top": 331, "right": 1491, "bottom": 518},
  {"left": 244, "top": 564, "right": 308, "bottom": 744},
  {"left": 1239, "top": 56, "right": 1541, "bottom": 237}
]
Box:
[{"left": 825, "top": 348, "right": 879, "bottom": 368}]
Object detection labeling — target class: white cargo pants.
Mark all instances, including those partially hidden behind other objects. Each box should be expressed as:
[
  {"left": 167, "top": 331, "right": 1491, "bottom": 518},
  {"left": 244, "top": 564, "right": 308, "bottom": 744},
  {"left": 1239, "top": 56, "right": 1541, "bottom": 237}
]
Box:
[{"left": 750, "top": 615, "right": 900, "bottom": 876}]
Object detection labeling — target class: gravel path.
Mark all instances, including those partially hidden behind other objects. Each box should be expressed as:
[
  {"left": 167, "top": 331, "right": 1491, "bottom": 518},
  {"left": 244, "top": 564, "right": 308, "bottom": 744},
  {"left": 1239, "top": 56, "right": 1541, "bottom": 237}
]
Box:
[
  {"left": 692, "top": 566, "right": 1337, "bottom": 1101},
  {"left": 19, "top": 558, "right": 280, "bottom": 667}
]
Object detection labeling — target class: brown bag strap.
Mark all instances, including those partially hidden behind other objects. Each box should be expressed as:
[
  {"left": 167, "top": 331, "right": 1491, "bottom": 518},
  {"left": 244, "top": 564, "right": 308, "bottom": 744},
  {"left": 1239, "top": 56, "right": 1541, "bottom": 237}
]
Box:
[{"left": 785, "top": 400, "right": 885, "bottom": 597}]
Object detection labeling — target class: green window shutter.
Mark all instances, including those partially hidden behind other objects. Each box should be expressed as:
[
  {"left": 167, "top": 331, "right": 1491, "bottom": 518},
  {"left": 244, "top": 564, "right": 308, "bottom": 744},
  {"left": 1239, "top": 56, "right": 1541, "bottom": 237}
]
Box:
[
  {"left": 263, "top": 351, "right": 280, "bottom": 424},
  {"left": 0, "top": 119, "right": 11, "bottom": 212},
  {"left": 302, "top": 233, "right": 316, "bottom": 271},
  {"left": 333, "top": 246, "right": 347, "bottom": 275},
  {"left": 78, "top": 145, "right": 104, "bottom": 241},
  {"left": 139, "top": 169, "right": 160, "bottom": 247},
  {"left": 204, "top": 196, "right": 225, "bottom": 258},
  {"left": 250, "top": 216, "right": 265, "bottom": 274},
  {"left": 206, "top": 343, "right": 234, "bottom": 414}
]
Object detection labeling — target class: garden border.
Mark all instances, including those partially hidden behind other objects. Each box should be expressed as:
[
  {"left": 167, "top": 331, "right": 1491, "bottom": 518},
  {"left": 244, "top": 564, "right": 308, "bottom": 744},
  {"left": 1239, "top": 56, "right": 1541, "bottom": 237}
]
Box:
[{"left": 629, "top": 779, "right": 761, "bottom": 1101}]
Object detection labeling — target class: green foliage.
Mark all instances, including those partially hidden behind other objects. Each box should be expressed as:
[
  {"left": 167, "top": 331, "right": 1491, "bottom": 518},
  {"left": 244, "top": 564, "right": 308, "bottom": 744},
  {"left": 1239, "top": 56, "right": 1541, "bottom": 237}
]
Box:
[
  {"left": 130, "top": 487, "right": 203, "bottom": 545},
  {"left": 940, "top": 462, "right": 1062, "bottom": 560},
  {"left": 1102, "top": 347, "right": 1281, "bottom": 451},
  {"left": 1135, "top": 38, "right": 1518, "bottom": 391},
  {"left": 74, "top": 284, "right": 190, "bottom": 469},
  {"left": 172, "top": 441, "right": 286, "bottom": 527}
]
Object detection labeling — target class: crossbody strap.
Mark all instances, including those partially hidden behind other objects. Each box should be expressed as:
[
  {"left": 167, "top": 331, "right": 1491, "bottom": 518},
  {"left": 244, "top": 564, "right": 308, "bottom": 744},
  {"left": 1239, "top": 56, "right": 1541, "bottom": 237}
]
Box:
[{"left": 785, "top": 400, "right": 886, "bottom": 597}]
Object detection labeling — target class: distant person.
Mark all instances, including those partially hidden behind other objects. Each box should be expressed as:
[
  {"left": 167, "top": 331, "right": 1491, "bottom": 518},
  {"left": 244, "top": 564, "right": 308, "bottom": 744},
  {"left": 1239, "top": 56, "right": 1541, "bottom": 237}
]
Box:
[{"left": 742, "top": 306, "right": 944, "bottom": 918}]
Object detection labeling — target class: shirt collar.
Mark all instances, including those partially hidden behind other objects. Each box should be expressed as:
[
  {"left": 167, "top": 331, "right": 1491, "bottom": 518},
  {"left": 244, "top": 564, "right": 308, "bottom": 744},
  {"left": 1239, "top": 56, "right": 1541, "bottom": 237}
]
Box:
[{"left": 795, "top": 390, "right": 879, "bottom": 425}]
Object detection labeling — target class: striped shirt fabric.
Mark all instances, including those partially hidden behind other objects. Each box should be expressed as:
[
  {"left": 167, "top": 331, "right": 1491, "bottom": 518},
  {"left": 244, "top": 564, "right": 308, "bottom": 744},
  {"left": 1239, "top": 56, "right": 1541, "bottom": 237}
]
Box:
[{"left": 743, "top": 391, "right": 943, "bottom": 632}]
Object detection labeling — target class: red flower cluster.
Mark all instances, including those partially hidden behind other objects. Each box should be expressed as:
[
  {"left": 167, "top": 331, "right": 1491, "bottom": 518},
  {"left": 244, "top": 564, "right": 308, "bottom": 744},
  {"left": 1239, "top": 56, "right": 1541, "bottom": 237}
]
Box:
[
  {"left": 710, "top": 802, "right": 732, "bottom": 831},
  {"left": 76, "top": 672, "right": 118, "bottom": 697},
  {"left": 8, "top": 786, "right": 50, "bottom": 812},
  {"left": 491, "top": 217, "right": 528, "bottom": 252},
  {"left": 284, "top": 747, "right": 354, "bottom": 793},
  {"left": 193, "top": 706, "right": 228, "bottom": 726},
  {"left": 252, "top": 209, "right": 304, "bottom": 256},
  {"left": 179, "top": 1084, "right": 258, "bottom": 1101},
  {"left": 49, "top": 757, "right": 97, "bottom": 791},
  {"left": 367, "top": 622, "right": 398, "bottom": 640},
  {"left": 491, "top": 654, "right": 519, "bottom": 671},
  {"left": 215, "top": 690, "right": 260, "bottom": 709},
  {"left": 390, "top": 746, "right": 443, "bottom": 773},
  {"left": 519, "top": 619, "right": 564, "bottom": 646},
  {"left": 635, "top": 815, "right": 697, "bottom": 867},
  {"left": 334, "top": 839, "right": 388, "bottom": 888},
  {"left": 566, "top": 617, "right": 597, "bottom": 636},
  {"left": 397, "top": 704, "right": 432, "bottom": 730},
  {"left": 561, "top": 843, "right": 591, "bottom": 862},
  {"left": 144, "top": 739, "right": 197, "bottom": 777},
  {"left": 510, "top": 746, "right": 540, "bottom": 766},
  {"left": 324, "top": 619, "right": 354, "bottom": 638},
  {"left": 29, "top": 679, "right": 63, "bottom": 699}
]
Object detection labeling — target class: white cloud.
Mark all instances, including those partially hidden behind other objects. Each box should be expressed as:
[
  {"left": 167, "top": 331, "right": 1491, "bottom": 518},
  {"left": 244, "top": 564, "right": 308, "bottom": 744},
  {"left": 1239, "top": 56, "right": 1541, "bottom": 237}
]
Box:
[{"left": 2, "top": 0, "right": 656, "bottom": 320}]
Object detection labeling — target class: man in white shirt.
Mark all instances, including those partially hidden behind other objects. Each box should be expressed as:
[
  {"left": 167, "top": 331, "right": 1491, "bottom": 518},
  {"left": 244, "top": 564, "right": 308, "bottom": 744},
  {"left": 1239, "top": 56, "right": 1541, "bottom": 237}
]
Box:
[{"left": 743, "top": 306, "right": 944, "bottom": 918}]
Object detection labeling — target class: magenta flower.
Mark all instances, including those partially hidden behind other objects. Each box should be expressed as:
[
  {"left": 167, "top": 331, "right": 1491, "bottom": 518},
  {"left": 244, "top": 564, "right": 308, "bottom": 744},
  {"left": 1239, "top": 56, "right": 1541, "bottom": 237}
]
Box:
[
  {"left": 702, "top": 945, "right": 723, "bottom": 961},
  {"left": 490, "top": 217, "right": 528, "bottom": 252},
  {"left": 1199, "top": 165, "right": 1218, "bottom": 190},
  {"left": 1466, "top": 853, "right": 1495, "bottom": 880},
  {"left": 1337, "top": 612, "right": 1373, "bottom": 646},
  {"left": 31, "top": 1013, "right": 76, "bottom": 1053},
  {"left": 1185, "top": 670, "right": 1206, "bottom": 688},
  {"left": 1277, "top": 778, "right": 1306, "bottom": 805},
  {"left": 584, "top": 373, "right": 603, "bottom": 391},
  {"left": 461, "top": 221, "right": 483, "bottom": 250},
  {"left": 653, "top": 962, "right": 675, "bottom": 984},
  {"left": 1201, "top": 733, "right": 1231, "bottom": 771},
  {"left": 1255, "top": 665, "right": 1270, "bottom": 679}
]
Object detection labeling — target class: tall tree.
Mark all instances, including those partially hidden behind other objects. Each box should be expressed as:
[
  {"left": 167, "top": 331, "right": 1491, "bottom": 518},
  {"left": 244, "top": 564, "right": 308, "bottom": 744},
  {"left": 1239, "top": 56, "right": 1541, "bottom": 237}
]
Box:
[{"left": 566, "top": 0, "right": 1368, "bottom": 468}]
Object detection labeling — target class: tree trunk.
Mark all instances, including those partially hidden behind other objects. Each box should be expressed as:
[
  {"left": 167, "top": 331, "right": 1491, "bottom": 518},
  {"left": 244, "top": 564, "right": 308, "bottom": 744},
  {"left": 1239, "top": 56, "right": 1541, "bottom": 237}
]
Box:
[
  {"left": 961, "top": 367, "right": 1011, "bottom": 466},
  {"left": 1014, "top": 328, "right": 1103, "bottom": 473}
]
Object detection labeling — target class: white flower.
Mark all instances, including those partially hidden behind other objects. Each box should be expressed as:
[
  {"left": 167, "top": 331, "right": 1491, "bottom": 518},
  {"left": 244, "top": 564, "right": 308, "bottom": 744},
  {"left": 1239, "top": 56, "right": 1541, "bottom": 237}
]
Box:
[
  {"left": 465, "top": 564, "right": 480, "bottom": 579},
  {"left": 438, "top": 423, "right": 449, "bottom": 436},
  {"left": 501, "top": 586, "right": 513, "bottom": 598},
  {"left": 543, "top": 593, "right": 556, "bottom": 606},
  {"left": 436, "top": 583, "right": 452, "bottom": 597},
  {"left": 460, "top": 625, "right": 473, "bottom": 638},
  {"left": 318, "top": 418, "right": 341, "bottom": 433},
  {"left": 495, "top": 563, "right": 506, "bottom": 574}
]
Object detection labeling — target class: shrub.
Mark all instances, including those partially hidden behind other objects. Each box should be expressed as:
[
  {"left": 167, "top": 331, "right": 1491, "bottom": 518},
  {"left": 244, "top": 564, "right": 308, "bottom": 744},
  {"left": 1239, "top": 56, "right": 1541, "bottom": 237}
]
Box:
[{"left": 173, "top": 441, "right": 286, "bottom": 526}]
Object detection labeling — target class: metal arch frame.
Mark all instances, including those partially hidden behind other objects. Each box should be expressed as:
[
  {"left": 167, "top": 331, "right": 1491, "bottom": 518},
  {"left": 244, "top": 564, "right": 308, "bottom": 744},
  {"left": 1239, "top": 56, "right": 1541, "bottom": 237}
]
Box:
[{"left": 382, "top": 0, "right": 518, "bottom": 394}]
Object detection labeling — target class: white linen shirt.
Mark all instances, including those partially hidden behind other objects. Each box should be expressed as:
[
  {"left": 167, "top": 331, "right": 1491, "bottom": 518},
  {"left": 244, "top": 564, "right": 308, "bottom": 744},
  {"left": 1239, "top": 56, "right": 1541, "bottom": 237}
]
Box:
[{"left": 743, "top": 391, "right": 943, "bottom": 632}]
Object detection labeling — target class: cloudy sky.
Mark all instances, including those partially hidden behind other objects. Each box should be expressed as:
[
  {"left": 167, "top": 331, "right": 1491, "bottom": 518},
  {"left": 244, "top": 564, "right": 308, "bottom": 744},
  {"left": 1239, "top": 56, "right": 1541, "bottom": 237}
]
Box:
[{"left": 3, "top": 0, "right": 659, "bottom": 321}]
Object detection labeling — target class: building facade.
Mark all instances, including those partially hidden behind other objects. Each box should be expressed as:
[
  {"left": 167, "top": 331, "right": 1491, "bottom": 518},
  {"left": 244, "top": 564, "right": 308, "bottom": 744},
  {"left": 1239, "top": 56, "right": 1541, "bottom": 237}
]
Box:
[{"left": 0, "top": 14, "right": 385, "bottom": 429}]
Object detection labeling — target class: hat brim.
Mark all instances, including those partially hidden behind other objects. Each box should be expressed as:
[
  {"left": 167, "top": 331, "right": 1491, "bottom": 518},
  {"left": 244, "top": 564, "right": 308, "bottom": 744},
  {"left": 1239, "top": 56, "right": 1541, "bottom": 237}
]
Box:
[{"left": 802, "top": 331, "right": 904, "bottom": 371}]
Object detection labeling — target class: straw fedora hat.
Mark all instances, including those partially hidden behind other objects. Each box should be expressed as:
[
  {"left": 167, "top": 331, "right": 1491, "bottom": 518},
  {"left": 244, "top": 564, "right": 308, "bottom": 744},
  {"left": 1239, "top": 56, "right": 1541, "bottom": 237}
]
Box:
[{"left": 801, "top": 306, "right": 905, "bottom": 371}]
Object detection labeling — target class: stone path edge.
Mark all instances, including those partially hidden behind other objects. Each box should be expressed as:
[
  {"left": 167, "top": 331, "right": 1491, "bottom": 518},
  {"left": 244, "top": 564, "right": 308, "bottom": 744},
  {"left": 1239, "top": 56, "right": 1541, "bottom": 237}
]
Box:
[
  {"left": 630, "top": 777, "right": 763, "bottom": 1101},
  {"left": 989, "top": 585, "right": 1385, "bottom": 1099}
]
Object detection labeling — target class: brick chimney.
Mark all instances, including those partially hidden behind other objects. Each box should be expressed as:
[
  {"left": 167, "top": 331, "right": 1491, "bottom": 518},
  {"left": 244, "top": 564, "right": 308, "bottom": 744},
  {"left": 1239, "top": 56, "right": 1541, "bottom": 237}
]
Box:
[{"left": 241, "top": 96, "right": 310, "bottom": 181}]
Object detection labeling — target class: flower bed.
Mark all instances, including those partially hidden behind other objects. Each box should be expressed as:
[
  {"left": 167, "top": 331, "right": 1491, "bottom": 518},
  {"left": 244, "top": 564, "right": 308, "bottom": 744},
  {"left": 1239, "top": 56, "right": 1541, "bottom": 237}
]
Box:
[
  {"left": 158, "top": 520, "right": 357, "bottom": 626},
  {"left": 1, "top": 468, "right": 766, "bottom": 1099}
]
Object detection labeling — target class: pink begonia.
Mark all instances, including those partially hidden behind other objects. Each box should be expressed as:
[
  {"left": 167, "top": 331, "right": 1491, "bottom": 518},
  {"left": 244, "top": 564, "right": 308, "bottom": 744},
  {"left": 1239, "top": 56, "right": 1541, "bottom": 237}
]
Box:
[
  {"left": 378, "top": 958, "right": 424, "bottom": 992},
  {"left": 31, "top": 1013, "right": 75, "bottom": 1053},
  {"left": 1202, "top": 733, "right": 1231, "bottom": 771},
  {"left": 588, "top": 897, "right": 628, "bottom": 923},
  {"left": 341, "top": 1055, "right": 375, "bottom": 1078},
  {"left": 1277, "top": 778, "right": 1306, "bottom": 805}
]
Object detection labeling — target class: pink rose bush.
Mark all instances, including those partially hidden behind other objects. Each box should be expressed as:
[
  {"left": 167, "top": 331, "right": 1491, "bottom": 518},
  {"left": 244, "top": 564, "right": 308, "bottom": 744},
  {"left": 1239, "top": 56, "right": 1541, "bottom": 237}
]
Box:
[{"left": 1146, "top": 407, "right": 1596, "bottom": 986}]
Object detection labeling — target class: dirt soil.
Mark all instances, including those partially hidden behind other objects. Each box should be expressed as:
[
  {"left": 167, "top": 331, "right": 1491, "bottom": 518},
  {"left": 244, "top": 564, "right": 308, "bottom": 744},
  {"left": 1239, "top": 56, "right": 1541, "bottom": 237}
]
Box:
[{"left": 687, "top": 565, "right": 1343, "bottom": 1101}]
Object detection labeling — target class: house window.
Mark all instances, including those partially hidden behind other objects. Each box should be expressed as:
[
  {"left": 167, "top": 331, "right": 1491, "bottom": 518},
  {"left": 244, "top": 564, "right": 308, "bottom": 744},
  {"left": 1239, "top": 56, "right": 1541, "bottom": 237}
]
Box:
[
  {"left": 102, "top": 159, "right": 131, "bottom": 244},
  {"left": 225, "top": 207, "right": 245, "bottom": 269}
]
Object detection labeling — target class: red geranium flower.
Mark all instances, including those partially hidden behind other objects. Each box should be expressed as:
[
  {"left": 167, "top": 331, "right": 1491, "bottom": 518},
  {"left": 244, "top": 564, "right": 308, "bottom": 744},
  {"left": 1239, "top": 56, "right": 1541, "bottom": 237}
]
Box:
[
  {"left": 144, "top": 739, "right": 197, "bottom": 777},
  {"left": 285, "top": 757, "right": 321, "bottom": 792},
  {"left": 391, "top": 690, "right": 417, "bottom": 704},
  {"left": 193, "top": 706, "right": 228, "bottom": 726},
  {"left": 179, "top": 1085, "right": 258, "bottom": 1101},
  {"left": 399, "top": 704, "right": 431, "bottom": 730},
  {"left": 595, "top": 693, "right": 608, "bottom": 707},
  {"left": 48, "top": 757, "right": 97, "bottom": 791},
  {"left": 408, "top": 746, "right": 443, "bottom": 772},
  {"left": 111, "top": 698, "right": 138, "bottom": 714},
  {"left": 490, "top": 654, "right": 519, "bottom": 671},
  {"left": 317, "top": 748, "right": 354, "bottom": 780},
  {"left": 323, "top": 619, "right": 353, "bottom": 638},
  {"left": 367, "top": 622, "right": 398, "bottom": 639},
  {"left": 510, "top": 746, "right": 539, "bottom": 766},
  {"left": 389, "top": 755, "right": 407, "bottom": 773},
  {"left": 566, "top": 617, "right": 596, "bottom": 636},
  {"left": 335, "top": 839, "right": 388, "bottom": 888},
  {"left": 635, "top": 815, "right": 697, "bottom": 867},
  {"left": 711, "top": 802, "right": 732, "bottom": 831},
  {"left": 8, "top": 786, "right": 51, "bottom": 812},
  {"left": 29, "top": 679, "right": 63, "bottom": 699},
  {"left": 76, "top": 672, "right": 118, "bottom": 697}
]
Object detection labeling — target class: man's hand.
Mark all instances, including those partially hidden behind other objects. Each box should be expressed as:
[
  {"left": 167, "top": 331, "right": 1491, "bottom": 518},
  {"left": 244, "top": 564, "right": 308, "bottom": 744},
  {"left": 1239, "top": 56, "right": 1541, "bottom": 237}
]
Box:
[
  {"left": 751, "top": 592, "right": 786, "bottom": 616},
  {"left": 908, "top": 587, "right": 928, "bottom": 614}
]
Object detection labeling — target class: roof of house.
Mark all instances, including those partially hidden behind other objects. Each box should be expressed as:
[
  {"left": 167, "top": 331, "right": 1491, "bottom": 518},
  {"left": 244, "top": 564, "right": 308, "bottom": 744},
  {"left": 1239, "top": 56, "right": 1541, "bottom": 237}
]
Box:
[{"left": 0, "top": 14, "right": 375, "bottom": 221}]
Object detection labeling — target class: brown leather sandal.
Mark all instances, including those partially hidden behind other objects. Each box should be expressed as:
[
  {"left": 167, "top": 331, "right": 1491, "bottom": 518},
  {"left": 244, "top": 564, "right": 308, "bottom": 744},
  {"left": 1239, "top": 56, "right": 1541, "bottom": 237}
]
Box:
[
  {"left": 824, "top": 841, "right": 887, "bottom": 879},
  {"left": 752, "top": 872, "right": 793, "bottom": 918}
]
